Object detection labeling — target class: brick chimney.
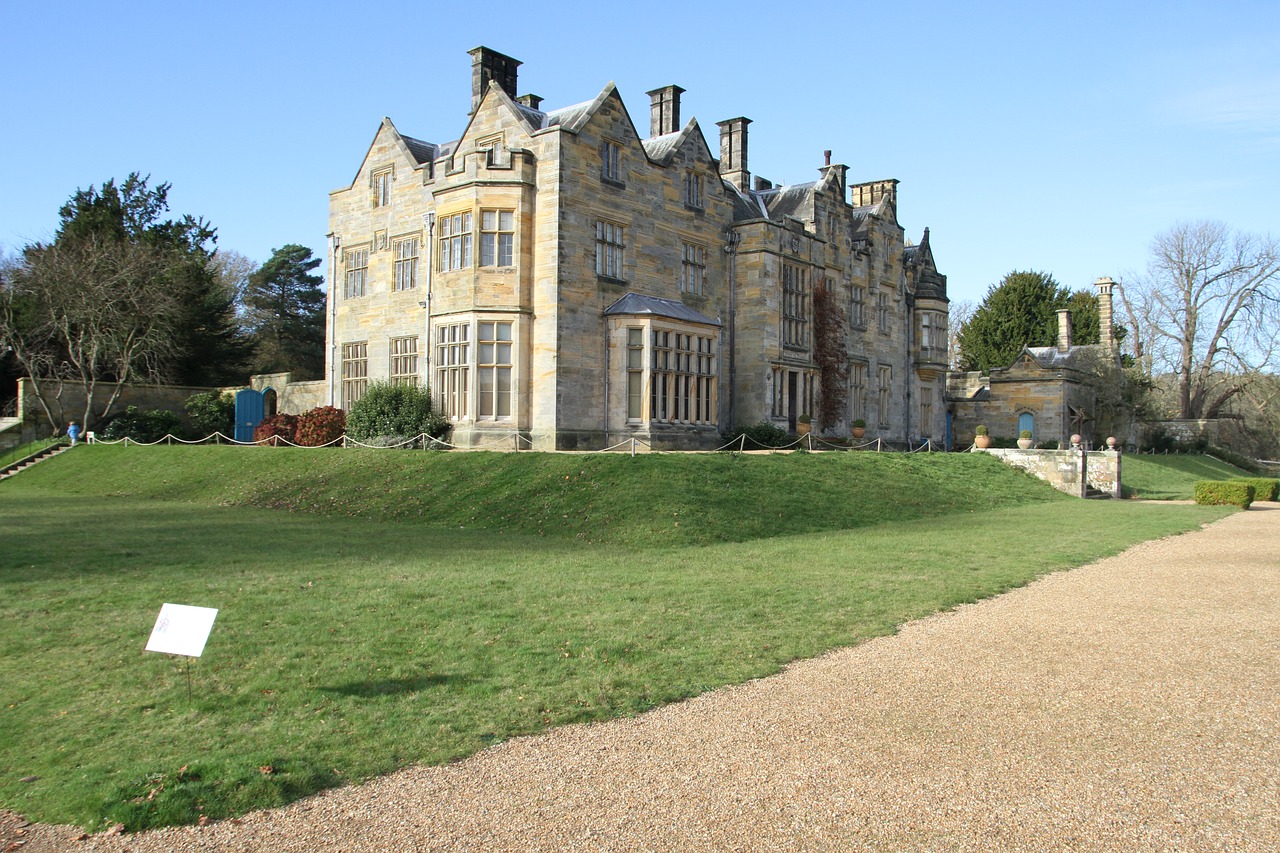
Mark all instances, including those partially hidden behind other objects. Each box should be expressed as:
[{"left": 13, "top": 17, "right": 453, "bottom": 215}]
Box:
[
  {"left": 1094, "top": 276, "right": 1116, "bottom": 351},
  {"left": 717, "top": 117, "right": 751, "bottom": 192},
  {"left": 1057, "top": 309, "right": 1072, "bottom": 353},
  {"left": 468, "top": 46, "right": 521, "bottom": 115},
  {"left": 647, "top": 85, "right": 685, "bottom": 136}
]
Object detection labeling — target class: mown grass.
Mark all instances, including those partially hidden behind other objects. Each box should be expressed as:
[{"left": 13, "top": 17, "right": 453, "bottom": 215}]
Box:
[
  {"left": 1122, "top": 453, "right": 1251, "bottom": 500},
  {"left": 0, "top": 446, "right": 1234, "bottom": 831}
]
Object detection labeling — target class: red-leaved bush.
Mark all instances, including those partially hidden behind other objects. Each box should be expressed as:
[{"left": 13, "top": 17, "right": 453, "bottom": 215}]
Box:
[
  {"left": 254, "top": 413, "right": 299, "bottom": 444},
  {"left": 294, "top": 406, "right": 346, "bottom": 447}
]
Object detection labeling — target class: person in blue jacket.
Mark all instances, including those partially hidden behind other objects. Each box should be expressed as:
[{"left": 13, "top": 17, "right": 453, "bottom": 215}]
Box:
[{"left": 67, "top": 421, "right": 81, "bottom": 446}]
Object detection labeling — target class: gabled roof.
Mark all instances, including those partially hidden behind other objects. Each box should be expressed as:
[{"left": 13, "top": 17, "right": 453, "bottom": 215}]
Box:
[
  {"left": 1021, "top": 344, "right": 1107, "bottom": 372},
  {"left": 758, "top": 182, "right": 817, "bottom": 222},
  {"left": 640, "top": 118, "right": 715, "bottom": 166},
  {"left": 603, "top": 293, "right": 721, "bottom": 326}
]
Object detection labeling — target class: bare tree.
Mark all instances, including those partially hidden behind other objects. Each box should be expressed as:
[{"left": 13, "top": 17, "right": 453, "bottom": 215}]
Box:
[
  {"left": 1119, "top": 221, "right": 1280, "bottom": 420},
  {"left": 0, "top": 234, "right": 180, "bottom": 431},
  {"left": 947, "top": 299, "right": 974, "bottom": 370}
]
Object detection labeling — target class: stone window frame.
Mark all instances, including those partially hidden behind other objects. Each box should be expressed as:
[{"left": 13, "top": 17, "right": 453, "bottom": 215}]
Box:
[
  {"left": 389, "top": 336, "right": 419, "bottom": 386},
  {"left": 372, "top": 167, "right": 392, "bottom": 208},
  {"left": 649, "top": 327, "right": 717, "bottom": 426},
  {"left": 626, "top": 327, "right": 645, "bottom": 421},
  {"left": 782, "top": 263, "right": 809, "bottom": 350},
  {"left": 877, "top": 364, "right": 892, "bottom": 426},
  {"left": 851, "top": 285, "right": 866, "bottom": 329},
  {"left": 341, "top": 341, "right": 368, "bottom": 407},
  {"left": 438, "top": 211, "right": 473, "bottom": 272},
  {"left": 595, "top": 219, "right": 626, "bottom": 282},
  {"left": 683, "top": 170, "right": 704, "bottom": 210},
  {"left": 475, "top": 319, "right": 515, "bottom": 420},
  {"left": 344, "top": 247, "right": 369, "bottom": 299},
  {"left": 479, "top": 209, "right": 516, "bottom": 268},
  {"left": 876, "top": 289, "right": 891, "bottom": 335},
  {"left": 600, "top": 139, "right": 623, "bottom": 185},
  {"left": 919, "top": 386, "right": 934, "bottom": 439},
  {"left": 680, "top": 242, "right": 707, "bottom": 295},
  {"left": 849, "top": 360, "right": 868, "bottom": 423},
  {"left": 434, "top": 321, "right": 470, "bottom": 419},
  {"left": 393, "top": 235, "right": 419, "bottom": 291}
]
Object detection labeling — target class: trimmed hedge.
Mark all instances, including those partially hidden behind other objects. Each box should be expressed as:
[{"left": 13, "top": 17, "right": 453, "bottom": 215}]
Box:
[
  {"left": 1194, "top": 480, "right": 1255, "bottom": 509},
  {"left": 1232, "top": 478, "right": 1279, "bottom": 502}
]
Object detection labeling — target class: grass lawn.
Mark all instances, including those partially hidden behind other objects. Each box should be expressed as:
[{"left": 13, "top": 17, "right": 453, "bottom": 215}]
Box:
[
  {"left": 1121, "top": 452, "right": 1252, "bottom": 500},
  {"left": 0, "top": 446, "right": 1235, "bottom": 831}
]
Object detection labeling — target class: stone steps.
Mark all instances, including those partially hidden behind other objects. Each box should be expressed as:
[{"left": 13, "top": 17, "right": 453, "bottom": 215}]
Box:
[{"left": 0, "top": 443, "right": 72, "bottom": 481}]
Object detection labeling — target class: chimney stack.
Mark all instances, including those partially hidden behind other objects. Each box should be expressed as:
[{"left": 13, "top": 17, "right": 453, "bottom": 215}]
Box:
[
  {"left": 1057, "top": 309, "right": 1072, "bottom": 353},
  {"left": 468, "top": 46, "right": 521, "bottom": 115},
  {"left": 516, "top": 93, "right": 543, "bottom": 111},
  {"left": 717, "top": 117, "right": 752, "bottom": 192},
  {"left": 646, "top": 85, "right": 684, "bottom": 136},
  {"left": 1094, "top": 276, "right": 1116, "bottom": 352}
]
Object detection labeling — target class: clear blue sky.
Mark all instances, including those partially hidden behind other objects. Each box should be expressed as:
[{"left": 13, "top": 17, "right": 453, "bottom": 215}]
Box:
[{"left": 2, "top": 0, "right": 1276, "bottom": 307}]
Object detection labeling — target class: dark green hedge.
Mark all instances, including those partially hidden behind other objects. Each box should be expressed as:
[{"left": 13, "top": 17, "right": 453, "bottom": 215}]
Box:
[
  {"left": 1194, "top": 481, "right": 1255, "bottom": 509},
  {"left": 1232, "top": 478, "right": 1279, "bottom": 502}
]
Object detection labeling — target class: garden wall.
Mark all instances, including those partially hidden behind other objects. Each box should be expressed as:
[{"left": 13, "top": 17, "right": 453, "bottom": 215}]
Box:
[{"left": 981, "top": 447, "right": 1121, "bottom": 498}]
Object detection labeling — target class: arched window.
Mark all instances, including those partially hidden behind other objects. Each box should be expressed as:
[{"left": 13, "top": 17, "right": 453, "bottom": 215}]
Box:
[{"left": 263, "top": 389, "right": 278, "bottom": 420}]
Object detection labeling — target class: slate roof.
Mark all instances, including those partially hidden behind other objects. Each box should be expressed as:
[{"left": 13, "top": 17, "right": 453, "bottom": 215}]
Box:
[
  {"left": 603, "top": 293, "right": 721, "bottom": 326},
  {"left": 1024, "top": 344, "right": 1107, "bottom": 371},
  {"left": 401, "top": 134, "right": 437, "bottom": 166}
]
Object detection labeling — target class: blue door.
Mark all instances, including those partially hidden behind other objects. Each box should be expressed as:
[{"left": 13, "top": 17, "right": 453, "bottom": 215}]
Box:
[
  {"left": 1018, "top": 412, "right": 1034, "bottom": 440},
  {"left": 234, "top": 389, "right": 265, "bottom": 442}
]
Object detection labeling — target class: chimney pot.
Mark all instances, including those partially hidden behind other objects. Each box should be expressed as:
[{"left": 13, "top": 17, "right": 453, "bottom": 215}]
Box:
[
  {"left": 646, "top": 85, "right": 685, "bottom": 136},
  {"left": 468, "top": 46, "right": 522, "bottom": 115}
]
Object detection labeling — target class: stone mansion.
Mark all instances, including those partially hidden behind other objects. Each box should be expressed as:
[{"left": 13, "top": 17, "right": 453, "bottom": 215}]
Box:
[{"left": 325, "top": 47, "right": 950, "bottom": 450}]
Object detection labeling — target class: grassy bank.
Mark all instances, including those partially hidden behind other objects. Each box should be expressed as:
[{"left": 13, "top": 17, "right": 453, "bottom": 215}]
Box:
[
  {"left": 1121, "top": 453, "right": 1251, "bottom": 500},
  {"left": 0, "top": 447, "right": 1234, "bottom": 830}
]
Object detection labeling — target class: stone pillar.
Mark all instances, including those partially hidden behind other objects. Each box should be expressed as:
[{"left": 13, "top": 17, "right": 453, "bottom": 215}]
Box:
[
  {"left": 1057, "top": 309, "right": 1072, "bottom": 352},
  {"left": 1095, "top": 276, "right": 1116, "bottom": 352}
]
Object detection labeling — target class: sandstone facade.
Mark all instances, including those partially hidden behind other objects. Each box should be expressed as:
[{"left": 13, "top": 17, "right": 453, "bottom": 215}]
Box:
[{"left": 327, "top": 47, "right": 950, "bottom": 450}]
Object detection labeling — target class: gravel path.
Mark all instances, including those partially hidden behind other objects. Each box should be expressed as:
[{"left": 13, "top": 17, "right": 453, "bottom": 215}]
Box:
[{"left": 9, "top": 505, "right": 1279, "bottom": 852}]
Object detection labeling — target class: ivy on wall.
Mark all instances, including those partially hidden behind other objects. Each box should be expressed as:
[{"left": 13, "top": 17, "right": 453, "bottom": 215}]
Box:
[{"left": 813, "top": 281, "right": 849, "bottom": 430}]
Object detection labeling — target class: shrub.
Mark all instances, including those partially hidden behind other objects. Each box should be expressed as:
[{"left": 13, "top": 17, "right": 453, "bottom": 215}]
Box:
[
  {"left": 1035, "top": 439, "right": 1061, "bottom": 450},
  {"left": 1193, "top": 480, "right": 1254, "bottom": 509},
  {"left": 975, "top": 425, "right": 989, "bottom": 436},
  {"left": 295, "top": 406, "right": 346, "bottom": 447},
  {"left": 797, "top": 414, "right": 812, "bottom": 425},
  {"left": 1232, "top": 478, "right": 1279, "bottom": 502},
  {"left": 346, "top": 382, "right": 439, "bottom": 441},
  {"left": 99, "top": 406, "right": 184, "bottom": 443},
  {"left": 1019, "top": 429, "right": 1033, "bottom": 440},
  {"left": 254, "top": 413, "right": 299, "bottom": 444},
  {"left": 1209, "top": 445, "right": 1262, "bottom": 474},
  {"left": 726, "top": 421, "right": 790, "bottom": 449},
  {"left": 852, "top": 418, "right": 866, "bottom": 429},
  {"left": 184, "top": 391, "right": 235, "bottom": 439}
]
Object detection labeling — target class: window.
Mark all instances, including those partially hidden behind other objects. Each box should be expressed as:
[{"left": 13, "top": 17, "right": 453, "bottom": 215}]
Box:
[
  {"left": 920, "top": 388, "right": 934, "bottom": 437},
  {"left": 390, "top": 336, "right": 419, "bottom": 386},
  {"left": 917, "top": 311, "right": 947, "bottom": 362},
  {"left": 595, "top": 220, "right": 625, "bottom": 279},
  {"left": 683, "top": 171, "right": 703, "bottom": 209},
  {"left": 600, "top": 140, "right": 621, "bottom": 182},
  {"left": 852, "top": 285, "right": 866, "bottom": 328},
  {"left": 477, "top": 321, "right": 513, "bottom": 418},
  {"left": 626, "top": 327, "right": 644, "bottom": 420},
  {"left": 341, "top": 342, "right": 368, "bottom": 407},
  {"left": 394, "top": 237, "right": 419, "bottom": 291},
  {"left": 782, "top": 264, "right": 809, "bottom": 348},
  {"left": 650, "top": 330, "right": 715, "bottom": 425},
  {"left": 435, "top": 323, "right": 470, "bottom": 418},
  {"left": 877, "top": 365, "right": 892, "bottom": 425},
  {"left": 480, "top": 210, "right": 514, "bottom": 267},
  {"left": 877, "top": 290, "right": 890, "bottom": 334},
  {"left": 439, "top": 212, "right": 473, "bottom": 272},
  {"left": 373, "top": 169, "right": 391, "bottom": 207},
  {"left": 850, "top": 362, "right": 867, "bottom": 422},
  {"left": 344, "top": 248, "right": 368, "bottom": 299},
  {"left": 680, "top": 243, "right": 706, "bottom": 295}
]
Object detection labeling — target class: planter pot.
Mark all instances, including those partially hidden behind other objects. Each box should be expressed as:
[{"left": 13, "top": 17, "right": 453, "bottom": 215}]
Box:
[
  {"left": 851, "top": 427, "right": 866, "bottom": 440},
  {"left": 974, "top": 434, "right": 991, "bottom": 449},
  {"left": 796, "top": 422, "right": 811, "bottom": 436},
  {"left": 1017, "top": 438, "right": 1033, "bottom": 449}
]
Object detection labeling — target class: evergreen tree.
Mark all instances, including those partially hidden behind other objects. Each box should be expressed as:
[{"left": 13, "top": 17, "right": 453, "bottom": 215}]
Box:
[
  {"left": 54, "top": 173, "right": 249, "bottom": 385},
  {"left": 243, "top": 244, "right": 326, "bottom": 378},
  {"left": 957, "top": 270, "right": 1100, "bottom": 371}
]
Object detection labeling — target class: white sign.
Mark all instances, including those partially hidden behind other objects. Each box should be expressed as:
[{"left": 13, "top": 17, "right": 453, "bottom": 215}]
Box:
[{"left": 145, "top": 603, "right": 218, "bottom": 658}]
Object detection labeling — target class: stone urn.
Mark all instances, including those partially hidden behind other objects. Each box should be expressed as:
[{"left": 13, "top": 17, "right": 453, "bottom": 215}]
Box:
[{"left": 1017, "top": 438, "right": 1034, "bottom": 449}]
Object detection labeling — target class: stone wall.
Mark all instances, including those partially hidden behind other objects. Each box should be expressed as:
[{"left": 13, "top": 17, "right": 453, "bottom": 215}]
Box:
[
  {"left": 980, "top": 446, "right": 1121, "bottom": 498},
  {"left": 13, "top": 378, "right": 221, "bottom": 443}
]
